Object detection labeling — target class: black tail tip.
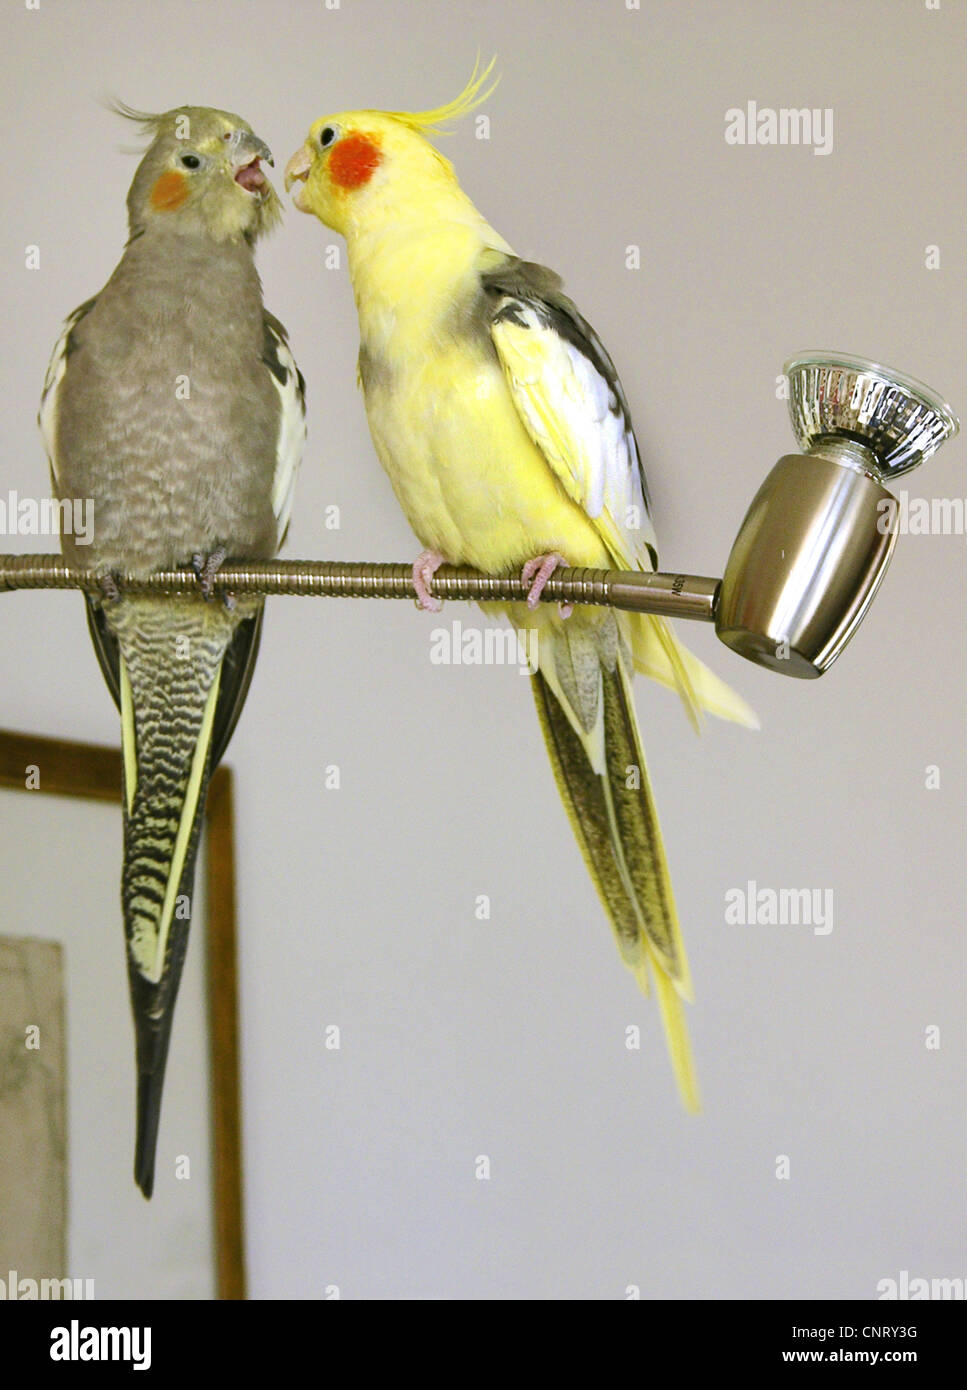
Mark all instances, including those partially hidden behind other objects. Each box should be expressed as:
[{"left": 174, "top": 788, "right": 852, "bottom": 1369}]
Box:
[{"left": 134, "top": 1071, "right": 163, "bottom": 1200}]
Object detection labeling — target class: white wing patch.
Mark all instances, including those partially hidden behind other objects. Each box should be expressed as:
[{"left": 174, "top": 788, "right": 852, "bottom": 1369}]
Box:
[
  {"left": 39, "top": 304, "right": 89, "bottom": 491},
  {"left": 490, "top": 297, "right": 658, "bottom": 572},
  {"left": 265, "top": 320, "right": 306, "bottom": 549}
]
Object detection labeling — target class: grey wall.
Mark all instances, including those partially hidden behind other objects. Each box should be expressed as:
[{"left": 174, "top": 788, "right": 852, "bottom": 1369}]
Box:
[{"left": 1, "top": 0, "right": 965, "bottom": 1299}]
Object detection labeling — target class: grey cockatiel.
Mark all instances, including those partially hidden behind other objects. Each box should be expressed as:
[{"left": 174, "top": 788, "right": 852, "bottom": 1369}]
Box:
[{"left": 39, "top": 104, "right": 305, "bottom": 1197}]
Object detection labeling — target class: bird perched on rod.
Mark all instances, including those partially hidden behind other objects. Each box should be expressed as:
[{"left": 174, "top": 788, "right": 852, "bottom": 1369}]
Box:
[
  {"left": 40, "top": 104, "right": 306, "bottom": 1196},
  {"left": 285, "top": 64, "right": 755, "bottom": 1110}
]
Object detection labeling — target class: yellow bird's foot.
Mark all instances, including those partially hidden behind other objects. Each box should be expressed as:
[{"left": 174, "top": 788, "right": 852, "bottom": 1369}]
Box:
[
  {"left": 412, "top": 549, "right": 445, "bottom": 612},
  {"left": 521, "top": 552, "right": 573, "bottom": 618}
]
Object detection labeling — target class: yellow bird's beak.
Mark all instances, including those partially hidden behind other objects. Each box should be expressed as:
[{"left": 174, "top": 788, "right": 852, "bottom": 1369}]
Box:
[{"left": 284, "top": 145, "right": 312, "bottom": 210}]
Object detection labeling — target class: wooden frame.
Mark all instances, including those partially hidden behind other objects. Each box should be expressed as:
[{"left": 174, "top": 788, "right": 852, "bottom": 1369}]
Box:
[{"left": 0, "top": 728, "right": 246, "bottom": 1299}]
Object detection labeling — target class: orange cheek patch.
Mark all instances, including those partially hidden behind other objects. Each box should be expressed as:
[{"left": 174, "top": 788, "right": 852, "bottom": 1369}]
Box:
[
  {"left": 329, "top": 133, "right": 382, "bottom": 190},
  {"left": 150, "top": 171, "right": 189, "bottom": 211}
]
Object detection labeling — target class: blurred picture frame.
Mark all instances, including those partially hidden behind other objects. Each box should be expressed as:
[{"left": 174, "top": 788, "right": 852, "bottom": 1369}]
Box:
[{"left": 0, "top": 728, "right": 246, "bottom": 1300}]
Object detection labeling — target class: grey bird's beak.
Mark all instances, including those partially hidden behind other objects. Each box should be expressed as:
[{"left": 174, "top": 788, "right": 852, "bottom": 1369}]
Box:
[
  {"left": 229, "top": 129, "right": 274, "bottom": 194},
  {"left": 229, "top": 128, "right": 274, "bottom": 167}
]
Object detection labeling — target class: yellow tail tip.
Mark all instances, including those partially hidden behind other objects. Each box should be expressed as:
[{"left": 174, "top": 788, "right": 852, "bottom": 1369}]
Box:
[{"left": 636, "top": 957, "right": 702, "bottom": 1113}]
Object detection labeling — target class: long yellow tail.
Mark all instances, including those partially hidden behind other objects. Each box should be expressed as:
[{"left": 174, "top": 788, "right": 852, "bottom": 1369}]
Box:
[{"left": 530, "top": 615, "right": 701, "bottom": 1110}]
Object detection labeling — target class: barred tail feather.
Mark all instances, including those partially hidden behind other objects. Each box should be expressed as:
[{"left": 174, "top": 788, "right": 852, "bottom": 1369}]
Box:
[
  {"left": 109, "top": 596, "right": 242, "bottom": 1198},
  {"left": 129, "top": 790, "right": 209, "bottom": 1198}
]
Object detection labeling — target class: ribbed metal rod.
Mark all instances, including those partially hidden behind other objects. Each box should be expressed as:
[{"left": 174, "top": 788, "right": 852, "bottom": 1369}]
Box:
[{"left": 0, "top": 554, "right": 720, "bottom": 621}]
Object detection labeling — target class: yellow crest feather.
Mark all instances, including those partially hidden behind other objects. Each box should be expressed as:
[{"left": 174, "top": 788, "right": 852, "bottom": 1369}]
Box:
[{"left": 383, "top": 56, "right": 499, "bottom": 136}]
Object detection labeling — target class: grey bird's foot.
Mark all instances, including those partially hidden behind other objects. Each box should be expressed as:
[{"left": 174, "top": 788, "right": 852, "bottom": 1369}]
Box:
[
  {"left": 192, "top": 546, "right": 228, "bottom": 603},
  {"left": 412, "top": 549, "right": 445, "bottom": 612},
  {"left": 521, "top": 552, "right": 573, "bottom": 618},
  {"left": 98, "top": 571, "right": 122, "bottom": 604}
]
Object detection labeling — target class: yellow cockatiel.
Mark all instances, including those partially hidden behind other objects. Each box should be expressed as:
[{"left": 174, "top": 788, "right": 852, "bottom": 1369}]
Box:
[{"left": 286, "top": 66, "right": 756, "bottom": 1110}]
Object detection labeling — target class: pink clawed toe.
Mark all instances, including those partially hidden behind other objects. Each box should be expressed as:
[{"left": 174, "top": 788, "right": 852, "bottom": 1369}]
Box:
[
  {"left": 521, "top": 552, "right": 573, "bottom": 618},
  {"left": 412, "top": 549, "right": 445, "bottom": 612}
]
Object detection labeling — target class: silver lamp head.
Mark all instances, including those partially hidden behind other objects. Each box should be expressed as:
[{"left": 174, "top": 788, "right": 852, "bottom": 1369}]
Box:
[{"left": 715, "top": 353, "right": 958, "bottom": 678}]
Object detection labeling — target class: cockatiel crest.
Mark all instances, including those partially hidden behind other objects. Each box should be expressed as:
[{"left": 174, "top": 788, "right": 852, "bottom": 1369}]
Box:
[{"left": 284, "top": 59, "right": 498, "bottom": 235}]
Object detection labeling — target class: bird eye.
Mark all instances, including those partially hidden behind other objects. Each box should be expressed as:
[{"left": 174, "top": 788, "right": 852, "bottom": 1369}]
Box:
[
  {"left": 180, "top": 153, "right": 201, "bottom": 169},
  {"left": 319, "top": 126, "right": 336, "bottom": 149}
]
